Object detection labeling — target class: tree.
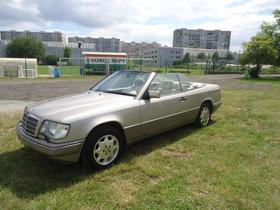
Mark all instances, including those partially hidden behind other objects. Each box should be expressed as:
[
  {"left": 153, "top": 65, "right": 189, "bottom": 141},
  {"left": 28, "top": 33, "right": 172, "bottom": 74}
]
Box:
[
  {"left": 261, "top": 9, "right": 280, "bottom": 66},
  {"left": 206, "top": 54, "right": 212, "bottom": 70},
  {"left": 45, "top": 55, "right": 59, "bottom": 65},
  {"left": 226, "top": 51, "right": 233, "bottom": 61},
  {"left": 63, "top": 46, "right": 72, "bottom": 58},
  {"left": 226, "top": 51, "right": 234, "bottom": 70},
  {"left": 212, "top": 51, "right": 219, "bottom": 71},
  {"left": 197, "top": 52, "right": 206, "bottom": 59},
  {"left": 240, "top": 33, "right": 277, "bottom": 78},
  {"left": 183, "top": 53, "right": 191, "bottom": 63},
  {"left": 182, "top": 53, "right": 191, "bottom": 69},
  {"left": 6, "top": 37, "right": 45, "bottom": 61}
]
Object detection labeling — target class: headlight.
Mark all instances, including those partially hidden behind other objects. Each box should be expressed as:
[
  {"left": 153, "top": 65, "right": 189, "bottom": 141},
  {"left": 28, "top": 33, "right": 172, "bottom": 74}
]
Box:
[{"left": 39, "top": 120, "right": 70, "bottom": 140}]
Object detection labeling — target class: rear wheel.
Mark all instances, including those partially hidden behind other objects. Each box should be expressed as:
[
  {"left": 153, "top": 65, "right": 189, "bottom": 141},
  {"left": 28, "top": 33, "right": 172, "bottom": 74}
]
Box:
[
  {"left": 82, "top": 126, "right": 124, "bottom": 170},
  {"left": 195, "top": 103, "right": 211, "bottom": 127}
]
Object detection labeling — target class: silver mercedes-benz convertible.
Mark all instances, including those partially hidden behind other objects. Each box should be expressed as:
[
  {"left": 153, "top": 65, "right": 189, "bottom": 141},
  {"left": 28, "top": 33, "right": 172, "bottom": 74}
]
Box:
[{"left": 17, "top": 71, "right": 221, "bottom": 169}]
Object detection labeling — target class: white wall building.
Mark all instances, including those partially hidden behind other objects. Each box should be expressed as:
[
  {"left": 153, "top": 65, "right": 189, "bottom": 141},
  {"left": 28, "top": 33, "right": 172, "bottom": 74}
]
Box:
[
  {"left": 68, "top": 36, "right": 120, "bottom": 52},
  {"left": 143, "top": 47, "right": 228, "bottom": 66}
]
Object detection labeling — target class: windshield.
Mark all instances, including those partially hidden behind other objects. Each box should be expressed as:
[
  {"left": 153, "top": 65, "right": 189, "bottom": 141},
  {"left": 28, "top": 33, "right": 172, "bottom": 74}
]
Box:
[{"left": 93, "top": 71, "right": 151, "bottom": 96}]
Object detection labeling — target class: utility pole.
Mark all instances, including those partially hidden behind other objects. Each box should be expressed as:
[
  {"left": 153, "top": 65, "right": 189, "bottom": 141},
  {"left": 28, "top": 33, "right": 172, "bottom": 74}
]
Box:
[
  {"left": 105, "top": 59, "right": 110, "bottom": 76},
  {"left": 25, "top": 57, "right": 27, "bottom": 78},
  {"left": 238, "top": 50, "right": 241, "bottom": 71},
  {"left": 78, "top": 41, "right": 83, "bottom": 76},
  {"left": 140, "top": 57, "right": 142, "bottom": 71}
]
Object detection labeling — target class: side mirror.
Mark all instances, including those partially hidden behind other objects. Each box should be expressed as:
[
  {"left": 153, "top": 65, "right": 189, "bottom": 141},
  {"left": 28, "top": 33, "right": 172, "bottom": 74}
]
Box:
[{"left": 148, "top": 90, "right": 160, "bottom": 99}]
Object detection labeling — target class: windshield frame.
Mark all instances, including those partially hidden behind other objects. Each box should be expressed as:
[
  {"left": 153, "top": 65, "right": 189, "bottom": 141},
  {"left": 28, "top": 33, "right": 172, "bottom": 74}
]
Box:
[{"left": 91, "top": 71, "right": 153, "bottom": 98}]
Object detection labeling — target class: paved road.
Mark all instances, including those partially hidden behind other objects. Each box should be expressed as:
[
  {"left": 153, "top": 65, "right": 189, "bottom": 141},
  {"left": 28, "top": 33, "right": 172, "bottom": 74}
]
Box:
[
  {"left": 0, "top": 74, "right": 277, "bottom": 113},
  {"left": 0, "top": 79, "right": 96, "bottom": 101},
  {"left": 0, "top": 79, "right": 97, "bottom": 113}
]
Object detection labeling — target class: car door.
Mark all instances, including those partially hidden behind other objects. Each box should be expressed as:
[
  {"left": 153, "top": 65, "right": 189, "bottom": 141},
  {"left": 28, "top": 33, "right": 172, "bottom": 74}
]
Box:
[
  {"left": 177, "top": 73, "right": 205, "bottom": 121},
  {"left": 139, "top": 73, "right": 189, "bottom": 137}
]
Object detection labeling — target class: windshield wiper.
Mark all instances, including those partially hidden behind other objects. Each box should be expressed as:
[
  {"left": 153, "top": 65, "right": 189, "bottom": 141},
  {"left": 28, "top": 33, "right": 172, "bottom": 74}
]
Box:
[{"left": 102, "top": 90, "right": 135, "bottom": 96}]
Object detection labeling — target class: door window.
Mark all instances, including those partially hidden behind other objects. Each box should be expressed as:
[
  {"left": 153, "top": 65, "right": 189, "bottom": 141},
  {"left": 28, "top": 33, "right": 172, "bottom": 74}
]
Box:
[{"left": 148, "top": 73, "right": 181, "bottom": 96}]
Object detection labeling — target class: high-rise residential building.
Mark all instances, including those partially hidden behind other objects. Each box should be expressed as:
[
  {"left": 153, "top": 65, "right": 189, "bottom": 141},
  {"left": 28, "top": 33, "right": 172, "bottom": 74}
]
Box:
[
  {"left": 120, "top": 41, "right": 161, "bottom": 58},
  {"left": 0, "top": 31, "right": 122, "bottom": 60},
  {"left": 0, "top": 30, "right": 67, "bottom": 43},
  {"left": 68, "top": 36, "right": 120, "bottom": 52},
  {"left": 173, "top": 28, "right": 231, "bottom": 50},
  {"left": 0, "top": 30, "right": 69, "bottom": 57},
  {"left": 0, "top": 31, "right": 107, "bottom": 58}
]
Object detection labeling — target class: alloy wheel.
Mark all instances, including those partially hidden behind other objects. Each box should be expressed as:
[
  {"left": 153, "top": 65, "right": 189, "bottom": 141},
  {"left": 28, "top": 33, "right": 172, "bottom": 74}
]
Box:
[{"left": 93, "top": 134, "right": 119, "bottom": 165}]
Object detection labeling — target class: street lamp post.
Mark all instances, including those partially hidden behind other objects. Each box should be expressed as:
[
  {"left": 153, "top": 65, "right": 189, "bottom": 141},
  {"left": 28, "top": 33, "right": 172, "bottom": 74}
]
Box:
[
  {"left": 78, "top": 41, "right": 83, "bottom": 76},
  {"left": 238, "top": 50, "right": 241, "bottom": 71},
  {"left": 24, "top": 47, "right": 27, "bottom": 78}
]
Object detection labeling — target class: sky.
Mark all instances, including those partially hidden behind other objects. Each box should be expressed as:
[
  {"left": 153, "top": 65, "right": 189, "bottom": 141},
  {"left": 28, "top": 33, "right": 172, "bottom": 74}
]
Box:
[{"left": 0, "top": 0, "right": 278, "bottom": 51}]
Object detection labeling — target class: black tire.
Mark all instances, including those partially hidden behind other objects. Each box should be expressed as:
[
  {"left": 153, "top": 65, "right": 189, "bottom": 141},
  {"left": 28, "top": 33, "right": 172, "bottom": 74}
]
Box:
[
  {"left": 82, "top": 125, "right": 125, "bottom": 170},
  {"left": 195, "top": 102, "right": 212, "bottom": 127}
]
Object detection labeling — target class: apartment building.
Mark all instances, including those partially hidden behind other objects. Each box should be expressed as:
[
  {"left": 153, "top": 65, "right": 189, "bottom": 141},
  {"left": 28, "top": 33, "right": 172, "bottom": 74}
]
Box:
[
  {"left": 68, "top": 36, "right": 120, "bottom": 52},
  {"left": 120, "top": 41, "right": 161, "bottom": 58},
  {"left": 0, "top": 30, "right": 68, "bottom": 57},
  {"left": 173, "top": 28, "right": 231, "bottom": 50}
]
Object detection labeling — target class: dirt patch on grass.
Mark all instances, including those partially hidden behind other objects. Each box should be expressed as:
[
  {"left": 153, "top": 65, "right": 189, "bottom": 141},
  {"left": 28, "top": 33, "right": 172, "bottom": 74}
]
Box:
[
  {"left": 161, "top": 147, "right": 191, "bottom": 158},
  {"left": 111, "top": 179, "right": 138, "bottom": 207}
]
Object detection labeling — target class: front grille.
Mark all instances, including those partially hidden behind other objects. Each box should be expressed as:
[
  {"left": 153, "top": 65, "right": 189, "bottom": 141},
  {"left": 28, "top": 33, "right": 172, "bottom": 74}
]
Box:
[{"left": 21, "top": 112, "right": 38, "bottom": 137}]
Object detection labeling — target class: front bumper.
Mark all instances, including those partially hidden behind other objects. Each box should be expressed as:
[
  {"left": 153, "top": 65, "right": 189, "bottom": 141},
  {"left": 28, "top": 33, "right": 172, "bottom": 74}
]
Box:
[{"left": 16, "top": 123, "right": 85, "bottom": 162}]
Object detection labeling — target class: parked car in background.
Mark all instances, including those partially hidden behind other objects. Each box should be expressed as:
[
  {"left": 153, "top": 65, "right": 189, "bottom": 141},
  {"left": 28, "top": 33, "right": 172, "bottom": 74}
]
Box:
[{"left": 17, "top": 71, "right": 221, "bottom": 169}]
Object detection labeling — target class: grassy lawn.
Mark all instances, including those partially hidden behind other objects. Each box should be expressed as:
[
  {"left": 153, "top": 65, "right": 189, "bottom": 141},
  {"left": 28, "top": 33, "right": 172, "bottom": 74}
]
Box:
[
  {"left": 0, "top": 79, "right": 280, "bottom": 209},
  {"left": 0, "top": 75, "right": 105, "bottom": 81},
  {"left": 38, "top": 65, "right": 204, "bottom": 76},
  {"left": 0, "top": 65, "right": 203, "bottom": 80},
  {"left": 38, "top": 65, "right": 82, "bottom": 76}
]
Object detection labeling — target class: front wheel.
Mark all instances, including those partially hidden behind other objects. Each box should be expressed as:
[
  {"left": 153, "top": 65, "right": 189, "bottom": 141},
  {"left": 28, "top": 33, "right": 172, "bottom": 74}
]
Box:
[
  {"left": 82, "top": 126, "right": 124, "bottom": 170},
  {"left": 195, "top": 103, "right": 211, "bottom": 127}
]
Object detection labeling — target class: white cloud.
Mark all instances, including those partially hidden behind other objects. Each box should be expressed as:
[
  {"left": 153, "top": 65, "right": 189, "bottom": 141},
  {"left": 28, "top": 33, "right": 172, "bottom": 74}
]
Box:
[
  {"left": 194, "top": 14, "right": 275, "bottom": 51},
  {"left": 89, "top": 23, "right": 173, "bottom": 44},
  {"left": 0, "top": 0, "right": 277, "bottom": 51}
]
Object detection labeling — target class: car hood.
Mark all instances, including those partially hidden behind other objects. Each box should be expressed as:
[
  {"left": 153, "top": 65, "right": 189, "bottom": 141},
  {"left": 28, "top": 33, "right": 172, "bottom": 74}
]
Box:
[{"left": 27, "top": 91, "right": 134, "bottom": 123}]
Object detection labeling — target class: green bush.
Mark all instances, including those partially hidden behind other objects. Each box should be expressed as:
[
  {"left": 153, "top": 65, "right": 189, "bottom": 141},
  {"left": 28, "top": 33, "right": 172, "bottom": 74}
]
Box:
[
  {"left": 248, "top": 67, "right": 260, "bottom": 78},
  {"left": 239, "top": 66, "right": 247, "bottom": 72},
  {"left": 45, "top": 55, "right": 59, "bottom": 65}
]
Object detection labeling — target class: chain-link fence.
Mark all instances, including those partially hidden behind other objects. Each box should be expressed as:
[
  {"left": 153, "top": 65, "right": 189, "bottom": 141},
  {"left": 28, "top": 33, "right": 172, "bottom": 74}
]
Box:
[{"left": 52, "top": 57, "right": 155, "bottom": 76}]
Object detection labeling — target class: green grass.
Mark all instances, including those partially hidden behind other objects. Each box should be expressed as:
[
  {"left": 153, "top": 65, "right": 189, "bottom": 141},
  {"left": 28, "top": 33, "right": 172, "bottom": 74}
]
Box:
[
  {"left": 38, "top": 65, "right": 204, "bottom": 76},
  {"left": 38, "top": 65, "right": 82, "bottom": 76},
  {"left": 149, "top": 67, "right": 204, "bottom": 75},
  {"left": 0, "top": 75, "right": 105, "bottom": 81},
  {"left": 0, "top": 79, "right": 280, "bottom": 209},
  {"left": 0, "top": 65, "right": 203, "bottom": 80},
  {"left": 239, "top": 76, "right": 280, "bottom": 85}
]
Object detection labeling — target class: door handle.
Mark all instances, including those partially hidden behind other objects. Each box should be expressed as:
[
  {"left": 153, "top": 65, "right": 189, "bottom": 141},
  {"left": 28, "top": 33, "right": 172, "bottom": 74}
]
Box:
[{"left": 179, "top": 97, "right": 187, "bottom": 102}]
